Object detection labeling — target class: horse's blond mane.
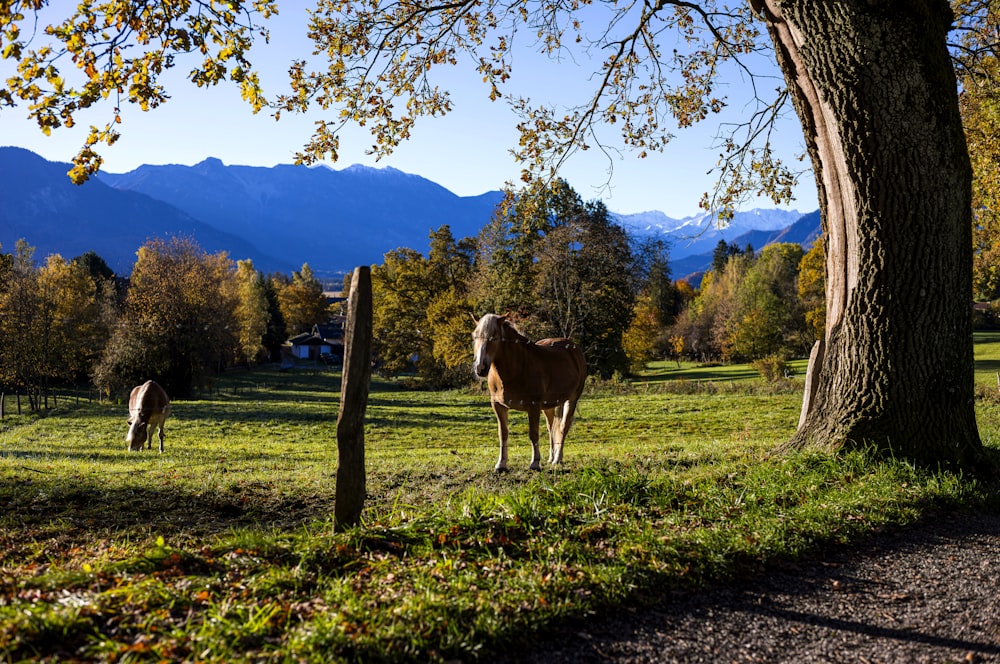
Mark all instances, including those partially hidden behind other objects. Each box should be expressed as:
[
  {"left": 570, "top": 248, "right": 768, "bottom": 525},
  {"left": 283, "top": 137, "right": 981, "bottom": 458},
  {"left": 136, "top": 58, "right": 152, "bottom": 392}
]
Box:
[{"left": 475, "top": 314, "right": 526, "bottom": 342}]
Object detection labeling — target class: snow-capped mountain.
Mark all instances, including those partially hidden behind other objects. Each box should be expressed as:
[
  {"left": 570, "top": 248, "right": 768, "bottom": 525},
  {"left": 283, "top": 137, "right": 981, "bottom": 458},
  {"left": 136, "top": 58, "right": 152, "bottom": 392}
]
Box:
[{"left": 615, "top": 208, "right": 807, "bottom": 259}]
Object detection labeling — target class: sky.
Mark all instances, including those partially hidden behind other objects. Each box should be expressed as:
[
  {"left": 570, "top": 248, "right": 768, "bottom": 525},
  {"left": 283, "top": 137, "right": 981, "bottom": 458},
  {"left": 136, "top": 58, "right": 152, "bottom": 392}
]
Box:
[{"left": 0, "top": 4, "right": 819, "bottom": 218}]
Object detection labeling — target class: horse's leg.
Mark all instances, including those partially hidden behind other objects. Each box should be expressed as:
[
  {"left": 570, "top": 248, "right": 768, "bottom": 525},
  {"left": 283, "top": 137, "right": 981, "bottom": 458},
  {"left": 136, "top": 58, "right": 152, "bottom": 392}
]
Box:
[
  {"left": 493, "top": 401, "right": 510, "bottom": 472},
  {"left": 553, "top": 400, "right": 578, "bottom": 464},
  {"left": 158, "top": 422, "right": 165, "bottom": 453},
  {"left": 543, "top": 408, "right": 558, "bottom": 464},
  {"left": 527, "top": 408, "right": 542, "bottom": 470}
]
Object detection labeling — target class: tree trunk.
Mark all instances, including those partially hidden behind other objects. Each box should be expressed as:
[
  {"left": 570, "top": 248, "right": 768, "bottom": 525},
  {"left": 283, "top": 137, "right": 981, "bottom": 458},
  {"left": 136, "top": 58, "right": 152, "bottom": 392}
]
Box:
[
  {"left": 335, "top": 266, "right": 373, "bottom": 530},
  {"left": 757, "top": 1, "right": 983, "bottom": 467}
]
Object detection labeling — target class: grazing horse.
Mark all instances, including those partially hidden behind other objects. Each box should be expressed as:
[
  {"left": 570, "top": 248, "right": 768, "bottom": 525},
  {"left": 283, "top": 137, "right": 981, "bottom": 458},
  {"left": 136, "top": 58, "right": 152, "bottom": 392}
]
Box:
[
  {"left": 126, "top": 380, "right": 170, "bottom": 453},
  {"left": 472, "top": 314, "right": 587, "bottom": 471}
]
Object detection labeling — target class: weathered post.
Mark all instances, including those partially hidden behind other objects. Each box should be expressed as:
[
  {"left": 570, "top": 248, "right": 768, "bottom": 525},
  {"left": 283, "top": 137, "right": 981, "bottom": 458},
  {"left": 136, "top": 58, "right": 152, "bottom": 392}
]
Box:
[{"left": 335, "top": 266, "right": 373, "bottom": 531}]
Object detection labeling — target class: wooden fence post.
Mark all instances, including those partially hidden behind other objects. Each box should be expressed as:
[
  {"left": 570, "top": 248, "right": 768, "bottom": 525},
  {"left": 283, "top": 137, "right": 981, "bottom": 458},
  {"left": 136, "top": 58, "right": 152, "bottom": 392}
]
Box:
[{"left": 335, "top": 266, "right": 373, "bottom": 531}]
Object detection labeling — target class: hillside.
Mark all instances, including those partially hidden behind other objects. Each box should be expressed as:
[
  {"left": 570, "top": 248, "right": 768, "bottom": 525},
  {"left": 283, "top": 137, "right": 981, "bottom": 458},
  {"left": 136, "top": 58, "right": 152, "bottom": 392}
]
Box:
[
  {"left": 99, "top": 157, "right": 505, "bottom": 277},
  {"left": 0, "top": 147, "right": 284, "bottom": 274}
]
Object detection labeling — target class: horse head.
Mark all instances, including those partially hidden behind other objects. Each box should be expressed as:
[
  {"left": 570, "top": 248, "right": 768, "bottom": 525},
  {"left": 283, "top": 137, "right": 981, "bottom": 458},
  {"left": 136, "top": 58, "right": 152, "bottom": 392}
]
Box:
[
  {"left": 126, "top": 414, "right": 150, "bottom": 451},
  {"left": 472, "top": 313, "right": 507, "bottom": 377}
]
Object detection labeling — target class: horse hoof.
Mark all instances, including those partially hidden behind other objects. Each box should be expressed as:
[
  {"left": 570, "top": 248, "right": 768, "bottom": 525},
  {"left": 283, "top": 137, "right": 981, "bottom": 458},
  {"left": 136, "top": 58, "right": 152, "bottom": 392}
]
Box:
[
  {"left": 529, "top": 465, "right": 541, "bottom": 472},
  {"left": 494, "top": 466, "right": 509, "bottom": 474}
]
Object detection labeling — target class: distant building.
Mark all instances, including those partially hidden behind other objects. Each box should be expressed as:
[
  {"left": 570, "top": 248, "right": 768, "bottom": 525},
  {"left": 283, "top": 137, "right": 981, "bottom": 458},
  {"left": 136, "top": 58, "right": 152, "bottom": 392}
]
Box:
[{"left": 285, "top": 319, "right": 346, "bottom": 363}]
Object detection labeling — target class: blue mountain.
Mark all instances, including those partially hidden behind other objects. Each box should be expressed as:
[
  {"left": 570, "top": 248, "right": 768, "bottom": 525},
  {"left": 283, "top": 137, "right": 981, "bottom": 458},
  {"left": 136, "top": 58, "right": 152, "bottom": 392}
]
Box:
[
  {"left": 0, "top": 147, "right": 820, "bottom": 283},
  {"left": 683, "top": 210, "right": 821, "bottom": 285},
  {"left": 98, "top": 157, "right": 505, "bottom": 278},
  {"left": 0, "top": 147, "right": 286, "bottom": 275}
]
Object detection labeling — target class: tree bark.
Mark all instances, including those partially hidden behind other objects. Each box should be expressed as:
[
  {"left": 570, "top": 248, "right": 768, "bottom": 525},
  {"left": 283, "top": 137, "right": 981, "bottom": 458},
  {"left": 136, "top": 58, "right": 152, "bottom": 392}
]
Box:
[
  {"left": 335, "top": 266, "right": 373, "bottom": 530},
  {"left": 757, "top": 1, "right": 983, "bottom": 467}
]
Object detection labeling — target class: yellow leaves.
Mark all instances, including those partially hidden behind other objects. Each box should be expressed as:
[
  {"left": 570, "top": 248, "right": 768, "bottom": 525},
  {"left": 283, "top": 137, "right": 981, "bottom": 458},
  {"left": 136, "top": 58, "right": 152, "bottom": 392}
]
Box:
[
  {"left": 240, "top": 72, "right": 266, "bottom": 112},
  {"left": 64, "top": 32, "right": 84, "bottom": 54},
  {"left": 3, "top": 1, "right": 275, "bottom": 180},
  {"left": 1, "top": 42, "right": 21, "bottom": 60},
  {"left": 961, "top": 52, "right": 1000, "bottom": 298}
]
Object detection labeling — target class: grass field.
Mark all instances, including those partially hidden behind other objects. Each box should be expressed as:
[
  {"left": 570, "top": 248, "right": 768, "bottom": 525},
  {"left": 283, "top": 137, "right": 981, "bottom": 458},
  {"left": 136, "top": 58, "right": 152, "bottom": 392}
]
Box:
[{"left": 1, "top": 340, "right": 998, "bottom": 662}]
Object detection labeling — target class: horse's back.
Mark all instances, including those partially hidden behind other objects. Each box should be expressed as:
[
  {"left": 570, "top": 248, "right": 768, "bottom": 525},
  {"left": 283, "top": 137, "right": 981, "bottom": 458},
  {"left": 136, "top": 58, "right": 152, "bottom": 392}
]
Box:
[
  {"left": 534, "top": 338, "right": 587, "bottom": 394},
  {"left": 131, "top": 380, "right": 170, "bottom": 417}
]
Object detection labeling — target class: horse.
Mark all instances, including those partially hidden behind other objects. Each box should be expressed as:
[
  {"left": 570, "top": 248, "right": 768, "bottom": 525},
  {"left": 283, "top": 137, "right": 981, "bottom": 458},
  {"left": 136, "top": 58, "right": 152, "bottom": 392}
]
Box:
[
  {"left": 126, "top": 380, "right": 170, "bottom": 453},
  {"left": 472, "top": 314, "right": 587, "bottom": 471}
]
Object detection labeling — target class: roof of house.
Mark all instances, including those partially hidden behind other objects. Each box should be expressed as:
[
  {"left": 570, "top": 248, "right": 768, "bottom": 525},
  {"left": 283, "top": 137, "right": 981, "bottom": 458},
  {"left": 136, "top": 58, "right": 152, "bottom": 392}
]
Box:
[{"left": 288, "top": 333, "right": 327, "bottom": 346}]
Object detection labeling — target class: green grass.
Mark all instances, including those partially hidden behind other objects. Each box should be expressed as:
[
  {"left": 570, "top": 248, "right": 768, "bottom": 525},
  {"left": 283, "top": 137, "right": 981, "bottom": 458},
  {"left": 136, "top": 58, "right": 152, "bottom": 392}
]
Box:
[
  {"left": 975, "top": 330, "right": 1000, "bottom": 388},
  {"left": 0, "top": 356, "right": 997, "bottom": 662},
  {"left": 631, "top": 357, "right": 810, "bottom": 384}
]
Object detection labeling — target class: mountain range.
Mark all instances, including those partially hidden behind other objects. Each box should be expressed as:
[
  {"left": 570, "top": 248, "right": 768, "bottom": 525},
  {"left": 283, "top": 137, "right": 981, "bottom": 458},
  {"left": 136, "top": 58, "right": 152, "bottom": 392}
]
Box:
[
  {"left": 0, "top": 147, "right": 820, "bottom": 283},
  {"left": 616, "top": 208, "right": 821, "bottom": 283}
]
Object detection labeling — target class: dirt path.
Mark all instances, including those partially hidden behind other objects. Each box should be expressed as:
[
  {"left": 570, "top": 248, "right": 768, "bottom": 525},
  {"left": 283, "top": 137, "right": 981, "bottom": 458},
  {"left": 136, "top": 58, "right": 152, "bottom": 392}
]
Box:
[{"left": 495, "top": 511, "right": 1000, "bottom": 663}]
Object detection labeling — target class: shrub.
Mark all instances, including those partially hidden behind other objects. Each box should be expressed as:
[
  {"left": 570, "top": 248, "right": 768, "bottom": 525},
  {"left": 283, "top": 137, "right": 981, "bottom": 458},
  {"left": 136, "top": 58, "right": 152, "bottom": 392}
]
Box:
[{"left": 752, "top": 354, "right": 789, "bottom": 383}]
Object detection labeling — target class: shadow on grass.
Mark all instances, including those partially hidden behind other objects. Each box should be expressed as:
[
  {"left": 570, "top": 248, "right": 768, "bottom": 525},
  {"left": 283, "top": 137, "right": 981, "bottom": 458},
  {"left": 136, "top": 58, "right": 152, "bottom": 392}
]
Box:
[
  {"left": 641, "top": 365, "right": 762, "bottom": 382},
  {"left": 0, "top": 472, "right": 338, "bottom": 561},
  {"left": 974, "top": 358, "right": 1000, "bottom": 377}
]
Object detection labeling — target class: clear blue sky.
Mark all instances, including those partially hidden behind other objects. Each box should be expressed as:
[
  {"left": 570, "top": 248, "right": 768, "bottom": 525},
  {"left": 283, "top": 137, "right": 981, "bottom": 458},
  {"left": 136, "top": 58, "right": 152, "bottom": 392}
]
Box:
[{"left": 1, "top": 5, "right": 818, "bottom": 218}]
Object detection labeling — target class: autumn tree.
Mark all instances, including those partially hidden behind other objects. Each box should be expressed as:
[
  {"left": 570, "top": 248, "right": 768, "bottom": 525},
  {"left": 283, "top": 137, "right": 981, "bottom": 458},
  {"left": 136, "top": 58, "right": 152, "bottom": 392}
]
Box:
[
  {"left": 0, "top": 246, "right": 12, "bottom": 391},
  {"left": 371, "top": 248, "right": 431, "bottom": 376},
  {"left": 423, "top": 227, "right": 479, "bottom": 384},
  {"left": 956, "top": 6, "right": 1000, "bottom": 302},
  {"left": 673, "top": 253, "right": 751, "bottom": 362},
  {"left": 424, "top": 287, "right": 477, "bottom": 386},
  {"left": 233, "top": 259, "right": 271, "bottom": 366},
  {"left": 729, "top": 243, "right": 807, "bottom": 360},
  {"left": 371, "top": 225, "right": 475, "bottom": 386},
  {"left": 797, "top": 237, "right": 826, "bottom": 342},
  {"left": 0, "top": 244, "right": 104, "bottom": 406},
  {"left": 276, "top": 264, "right": 328, "bottom": 336},
  {"left": 622, "top": 293, "right": 661, "bottom": 373},
  {"left": 94, "top": 237, "right": 238, "bottom": 398},
  {"left": 37, "top": 254, "right": 105, "bottom": 385},
  {"left": 0, "top": 241, "right": 44, "bottom": 407}
]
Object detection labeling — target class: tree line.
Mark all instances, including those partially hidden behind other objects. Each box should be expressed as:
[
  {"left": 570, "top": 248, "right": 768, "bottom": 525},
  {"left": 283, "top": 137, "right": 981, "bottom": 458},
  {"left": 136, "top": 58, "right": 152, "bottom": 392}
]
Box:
[
  {"left": 365, "top": 179, "right": 655, "bottom": 385},
  {"left": 363, "top": 178, "right": 826, "bottom": 387},
  {"left": 0, "top": 237, "right": 329, "bottom": 406}
]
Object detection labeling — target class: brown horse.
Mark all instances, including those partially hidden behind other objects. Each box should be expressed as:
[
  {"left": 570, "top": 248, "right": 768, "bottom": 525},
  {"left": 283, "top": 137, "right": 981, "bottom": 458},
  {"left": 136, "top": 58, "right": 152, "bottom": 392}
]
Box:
[
  {"left": 126, "top": 380, "right": 170, "bottom": 453},
  {"left": 472, "top": 314, "right": 587, "bottom": 471}
]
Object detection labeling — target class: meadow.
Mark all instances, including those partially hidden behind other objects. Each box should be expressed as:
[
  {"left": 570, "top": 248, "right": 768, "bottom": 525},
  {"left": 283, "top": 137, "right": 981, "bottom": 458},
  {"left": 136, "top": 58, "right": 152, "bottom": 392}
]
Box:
[{"left": 1, "top": 337, "right": 999, "bottom": 662}]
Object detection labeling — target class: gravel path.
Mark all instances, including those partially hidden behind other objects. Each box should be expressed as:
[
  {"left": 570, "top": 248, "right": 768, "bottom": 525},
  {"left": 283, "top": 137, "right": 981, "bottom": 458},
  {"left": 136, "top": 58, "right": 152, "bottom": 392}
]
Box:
[{"left": 496, "top": 511, "right": 1000, "bottom": 663}]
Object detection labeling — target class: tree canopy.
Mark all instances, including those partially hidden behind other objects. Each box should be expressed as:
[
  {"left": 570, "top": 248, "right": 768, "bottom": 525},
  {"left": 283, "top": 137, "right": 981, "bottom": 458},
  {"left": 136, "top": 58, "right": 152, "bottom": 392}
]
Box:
[{"left": 0, "top": 1, "right": 276, "bottom": 182}]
